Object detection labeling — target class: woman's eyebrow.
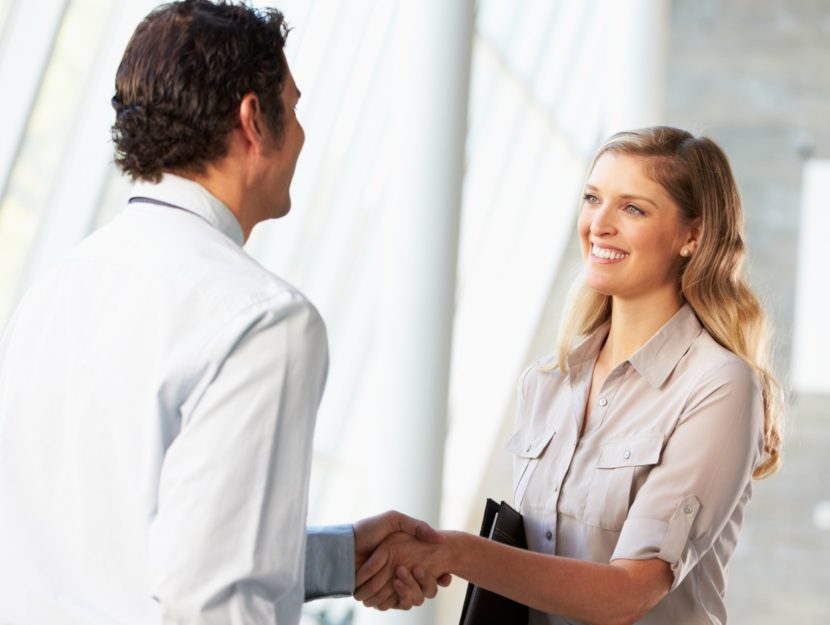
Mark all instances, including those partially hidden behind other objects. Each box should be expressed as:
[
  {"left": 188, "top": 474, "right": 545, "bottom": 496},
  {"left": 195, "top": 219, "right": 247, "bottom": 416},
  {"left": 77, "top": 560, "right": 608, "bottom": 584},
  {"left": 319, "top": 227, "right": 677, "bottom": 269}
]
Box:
[
  {"left": 620, "top": 194, "right": 659, "bottom": 209},
  {"left": 585, "top": 185, "right": 659, "bottom": 209}
]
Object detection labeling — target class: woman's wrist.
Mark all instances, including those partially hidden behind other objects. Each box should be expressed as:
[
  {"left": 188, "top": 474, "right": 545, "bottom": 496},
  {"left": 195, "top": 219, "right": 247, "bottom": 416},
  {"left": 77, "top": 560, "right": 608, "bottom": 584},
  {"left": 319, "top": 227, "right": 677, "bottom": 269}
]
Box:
[{"left": 439, "top": 530, "right": 471, "bottom": 578}]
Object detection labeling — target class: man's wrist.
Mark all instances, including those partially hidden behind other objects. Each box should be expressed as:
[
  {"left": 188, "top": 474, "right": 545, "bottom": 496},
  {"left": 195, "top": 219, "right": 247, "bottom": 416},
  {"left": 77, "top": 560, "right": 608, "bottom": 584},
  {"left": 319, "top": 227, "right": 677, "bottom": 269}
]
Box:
[{"left": 305, "top": 525, "right": 355, "bottom": 600}]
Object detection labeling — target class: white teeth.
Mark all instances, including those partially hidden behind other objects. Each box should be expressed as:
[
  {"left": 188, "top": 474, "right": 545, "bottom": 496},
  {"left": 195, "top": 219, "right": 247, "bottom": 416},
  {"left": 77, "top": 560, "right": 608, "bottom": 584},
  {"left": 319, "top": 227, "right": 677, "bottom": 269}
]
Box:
[{"left": 592, "top": 244, "right": 628, "bottom": 260}]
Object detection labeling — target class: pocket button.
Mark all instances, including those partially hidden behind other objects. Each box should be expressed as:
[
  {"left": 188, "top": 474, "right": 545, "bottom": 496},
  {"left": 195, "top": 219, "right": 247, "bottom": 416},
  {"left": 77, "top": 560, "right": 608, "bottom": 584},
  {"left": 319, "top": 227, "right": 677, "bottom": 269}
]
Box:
[{"left": 623, "top": 450, "right": 631, "bottom": 459}]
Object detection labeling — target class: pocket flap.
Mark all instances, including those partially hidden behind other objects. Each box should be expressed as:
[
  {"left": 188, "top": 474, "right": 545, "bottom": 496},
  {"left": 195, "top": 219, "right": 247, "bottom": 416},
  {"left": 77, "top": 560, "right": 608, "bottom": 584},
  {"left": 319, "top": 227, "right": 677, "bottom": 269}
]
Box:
[
  {"left": 597, "top": 433, "right": 664, "bottom": 468},
  {"left": 506, "top": 429, "right": 555, "bottom": 459}
]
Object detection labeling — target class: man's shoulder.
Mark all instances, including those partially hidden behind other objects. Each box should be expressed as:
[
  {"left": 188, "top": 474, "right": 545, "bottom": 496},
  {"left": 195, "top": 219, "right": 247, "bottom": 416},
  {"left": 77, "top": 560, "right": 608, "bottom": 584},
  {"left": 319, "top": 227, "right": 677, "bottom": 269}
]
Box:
[{"left": 66, "top": 208, "right": 319, "bottom": 329}]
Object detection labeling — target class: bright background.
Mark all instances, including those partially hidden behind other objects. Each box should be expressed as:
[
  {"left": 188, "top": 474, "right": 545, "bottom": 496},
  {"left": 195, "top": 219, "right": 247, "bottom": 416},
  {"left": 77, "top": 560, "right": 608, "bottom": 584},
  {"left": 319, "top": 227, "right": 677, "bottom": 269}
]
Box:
[{"left": 1, "top": 0, "right": 828, "bottom": 623}]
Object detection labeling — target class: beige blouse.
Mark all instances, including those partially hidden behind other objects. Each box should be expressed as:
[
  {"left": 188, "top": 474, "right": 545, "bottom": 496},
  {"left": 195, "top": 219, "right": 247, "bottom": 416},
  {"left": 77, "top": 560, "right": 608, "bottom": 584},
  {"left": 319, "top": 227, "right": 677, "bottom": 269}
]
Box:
[{"left": 508, "top": 305, "right": 764, "bottom": 625}]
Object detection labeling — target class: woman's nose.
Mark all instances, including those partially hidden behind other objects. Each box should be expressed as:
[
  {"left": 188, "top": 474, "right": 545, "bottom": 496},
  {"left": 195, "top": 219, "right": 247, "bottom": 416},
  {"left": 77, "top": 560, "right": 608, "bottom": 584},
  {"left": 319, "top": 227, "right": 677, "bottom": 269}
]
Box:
[{"left": 590, "top": 204, "right": 617, "bottom": 236}]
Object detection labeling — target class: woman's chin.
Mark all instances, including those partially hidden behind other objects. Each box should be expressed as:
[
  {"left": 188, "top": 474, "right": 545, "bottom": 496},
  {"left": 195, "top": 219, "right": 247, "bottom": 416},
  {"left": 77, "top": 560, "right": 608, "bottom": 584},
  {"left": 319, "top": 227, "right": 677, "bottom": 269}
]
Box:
[{"left": 583, "top": 275, "right": 617, "bottom": 297}]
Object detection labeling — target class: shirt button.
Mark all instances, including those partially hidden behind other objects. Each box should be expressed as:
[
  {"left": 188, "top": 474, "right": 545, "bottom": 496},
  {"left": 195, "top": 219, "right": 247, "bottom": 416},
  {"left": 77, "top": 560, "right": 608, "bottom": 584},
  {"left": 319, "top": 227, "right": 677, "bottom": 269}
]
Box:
[
  {"left": 545, "top": 530, "right": 553, "bottom": 540},
  {"left": 526, "top": 445, "right": 532, "bottom": 452},
  {"left": 683, "top": 504, "right": 694, "bottom": 514},
  {"left": 599, "top": 398, "right": 608, "bottom": 407},
  {"left": 623, "top": 450, "right": 631, "bottom": 459}
]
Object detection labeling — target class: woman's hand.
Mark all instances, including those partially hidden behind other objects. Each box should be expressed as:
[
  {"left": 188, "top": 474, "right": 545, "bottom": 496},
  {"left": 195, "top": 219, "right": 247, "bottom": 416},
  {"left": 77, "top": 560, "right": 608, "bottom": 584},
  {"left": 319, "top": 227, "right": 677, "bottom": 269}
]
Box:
[{"left": 354, "top": 530, "right": 452, "bottom": 609}]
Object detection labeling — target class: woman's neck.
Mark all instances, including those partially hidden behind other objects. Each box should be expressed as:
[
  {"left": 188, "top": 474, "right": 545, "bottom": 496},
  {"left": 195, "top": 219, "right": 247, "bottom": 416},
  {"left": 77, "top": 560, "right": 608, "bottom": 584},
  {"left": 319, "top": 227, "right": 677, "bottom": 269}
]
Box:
[{"left": 600, "top": 289, "right": 684, "bottom": 368}]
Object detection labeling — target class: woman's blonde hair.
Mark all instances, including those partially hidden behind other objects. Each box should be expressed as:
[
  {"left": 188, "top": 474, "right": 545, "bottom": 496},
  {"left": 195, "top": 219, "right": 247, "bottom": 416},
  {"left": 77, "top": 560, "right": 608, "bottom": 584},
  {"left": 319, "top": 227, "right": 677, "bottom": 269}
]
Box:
[{"left": 557, "top": 126, "right": 782, "bottom": 479}]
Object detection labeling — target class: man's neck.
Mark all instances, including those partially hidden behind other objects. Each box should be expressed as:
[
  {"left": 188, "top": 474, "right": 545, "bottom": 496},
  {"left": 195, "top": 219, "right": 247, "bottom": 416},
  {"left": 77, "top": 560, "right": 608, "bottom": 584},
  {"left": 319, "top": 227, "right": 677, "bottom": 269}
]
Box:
[{"left": 175, "top": 164, "right": 254, "bottom": 242}]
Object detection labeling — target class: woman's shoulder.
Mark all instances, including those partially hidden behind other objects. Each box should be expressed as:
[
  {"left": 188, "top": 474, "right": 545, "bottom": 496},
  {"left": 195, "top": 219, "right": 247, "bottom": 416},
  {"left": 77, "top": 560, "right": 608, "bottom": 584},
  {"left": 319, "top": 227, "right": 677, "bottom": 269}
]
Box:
[
  {"left": 511, "top": 355, "right": 570, "bottom": 440},
  {"left": 679, "top": 329, "right": 763, "bottom": 422},
  {"left": 515, "top": 353, "right": 570, "bottom": 411},
  {"left": 531, "top": 352, "right": 562, "bottom": 374},
  {"left": 521, "top": 352, "right": 565, "bottom": 385},
  {"left": 688, "top": 328, "right": 756, "bottom": 382}
]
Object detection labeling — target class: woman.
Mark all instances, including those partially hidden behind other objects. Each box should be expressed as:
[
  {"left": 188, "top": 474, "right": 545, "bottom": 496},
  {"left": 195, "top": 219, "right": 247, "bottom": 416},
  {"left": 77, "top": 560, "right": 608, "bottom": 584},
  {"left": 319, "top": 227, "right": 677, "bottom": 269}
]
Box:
[{"left": 354, "top": 126, "right": 783, "bottom": 624}]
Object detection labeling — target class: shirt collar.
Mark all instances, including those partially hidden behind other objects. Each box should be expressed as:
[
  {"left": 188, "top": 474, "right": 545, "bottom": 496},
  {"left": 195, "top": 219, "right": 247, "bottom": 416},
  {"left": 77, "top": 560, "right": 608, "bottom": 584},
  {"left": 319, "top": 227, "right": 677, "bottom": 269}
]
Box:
[
  {"left": 566, "top": 304, "right": 703, "bottom": 389},
  {"left": 567, "top": 321, "right": 610, "bottom": 381},
  {"left": 628, "top": 304, "right": 703, "bottom": 388},
  {"left": 130, "top": 174, "right": 245, "bottom": 247}
]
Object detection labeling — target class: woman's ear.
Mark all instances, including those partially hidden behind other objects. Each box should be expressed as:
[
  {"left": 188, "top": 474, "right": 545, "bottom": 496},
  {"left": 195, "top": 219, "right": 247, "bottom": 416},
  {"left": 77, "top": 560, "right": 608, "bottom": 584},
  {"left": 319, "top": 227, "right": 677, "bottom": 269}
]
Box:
[{"left": 685, "top": 218, "right": 702, "bottom": 254}]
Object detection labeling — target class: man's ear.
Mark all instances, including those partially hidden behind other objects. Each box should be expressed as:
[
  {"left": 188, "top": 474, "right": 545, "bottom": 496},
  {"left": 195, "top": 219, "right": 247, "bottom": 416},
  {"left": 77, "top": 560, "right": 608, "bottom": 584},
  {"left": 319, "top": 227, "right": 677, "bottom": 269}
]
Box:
[{"left": 238, "top": 92, "right": 267, "bottom": 153}]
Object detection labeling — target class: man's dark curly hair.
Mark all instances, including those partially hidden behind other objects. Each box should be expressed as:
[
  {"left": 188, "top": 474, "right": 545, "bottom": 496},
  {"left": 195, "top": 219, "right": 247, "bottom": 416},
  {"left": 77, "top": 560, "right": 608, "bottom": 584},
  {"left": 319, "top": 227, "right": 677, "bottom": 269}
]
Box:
[{"left": 111, "top": 0, "right": 290, "bottom": 182}]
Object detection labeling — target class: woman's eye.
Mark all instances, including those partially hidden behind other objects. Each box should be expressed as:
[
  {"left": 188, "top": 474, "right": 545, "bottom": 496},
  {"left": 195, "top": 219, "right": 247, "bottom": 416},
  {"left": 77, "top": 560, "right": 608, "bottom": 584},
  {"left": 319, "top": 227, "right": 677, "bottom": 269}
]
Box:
[
  {"left": 624, "top": 204, "right": 645, "bottom": 216},
  {"left": 582, "top": 193, "right": 598, "bottom": 203}
]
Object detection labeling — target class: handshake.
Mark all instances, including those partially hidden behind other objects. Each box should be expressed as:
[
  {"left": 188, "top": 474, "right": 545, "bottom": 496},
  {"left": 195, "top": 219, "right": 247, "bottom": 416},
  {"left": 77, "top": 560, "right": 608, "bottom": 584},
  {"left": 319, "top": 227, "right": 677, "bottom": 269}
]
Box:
[{"left": 351, "top": 510, "right": 455, "bottom": 611}]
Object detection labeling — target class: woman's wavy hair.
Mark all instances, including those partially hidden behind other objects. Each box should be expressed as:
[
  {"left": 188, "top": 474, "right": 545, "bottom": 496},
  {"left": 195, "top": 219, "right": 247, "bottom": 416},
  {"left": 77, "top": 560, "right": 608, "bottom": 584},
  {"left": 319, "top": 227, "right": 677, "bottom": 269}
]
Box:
[
  {"left": 111, "top": 0, "right": 290, "bottom": 182},
  {"left": 556, "top": 126, "right": 782, "bottom": 479}
]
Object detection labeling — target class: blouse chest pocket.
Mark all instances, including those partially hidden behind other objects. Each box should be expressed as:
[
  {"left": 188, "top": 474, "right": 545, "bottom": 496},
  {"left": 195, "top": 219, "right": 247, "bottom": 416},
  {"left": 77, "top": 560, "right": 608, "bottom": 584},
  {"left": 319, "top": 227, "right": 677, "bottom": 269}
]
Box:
[
  {"left": 583, "top": 433, "right": 664, "bottom": 531},
  {"left": 506, "top": 429, "right": 555, "bottom": 509}
]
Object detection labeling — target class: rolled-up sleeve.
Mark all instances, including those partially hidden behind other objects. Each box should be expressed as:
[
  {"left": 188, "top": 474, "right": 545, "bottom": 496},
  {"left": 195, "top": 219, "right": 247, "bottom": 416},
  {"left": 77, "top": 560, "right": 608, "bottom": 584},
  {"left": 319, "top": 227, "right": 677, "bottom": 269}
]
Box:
[
  {"left": 611, "top": 358, "right": 764, "bottom": 588},
  {"left": 148, "top": 295, "right": 328, "bottom": 624}
]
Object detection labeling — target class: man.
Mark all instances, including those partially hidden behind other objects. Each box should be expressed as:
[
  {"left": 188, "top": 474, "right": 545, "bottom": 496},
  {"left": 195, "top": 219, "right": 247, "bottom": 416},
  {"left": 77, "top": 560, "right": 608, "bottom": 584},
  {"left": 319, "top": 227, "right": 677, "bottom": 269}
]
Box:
[{"left": 0, "top": 1, "right": 443, "bottom": 623}]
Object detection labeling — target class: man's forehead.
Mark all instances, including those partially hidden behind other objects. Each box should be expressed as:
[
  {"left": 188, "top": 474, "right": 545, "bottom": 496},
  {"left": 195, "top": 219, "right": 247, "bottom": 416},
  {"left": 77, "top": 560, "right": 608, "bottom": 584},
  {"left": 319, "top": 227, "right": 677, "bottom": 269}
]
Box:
[{"left": 282, "top": 66, "right": 300, "bottom": 99}]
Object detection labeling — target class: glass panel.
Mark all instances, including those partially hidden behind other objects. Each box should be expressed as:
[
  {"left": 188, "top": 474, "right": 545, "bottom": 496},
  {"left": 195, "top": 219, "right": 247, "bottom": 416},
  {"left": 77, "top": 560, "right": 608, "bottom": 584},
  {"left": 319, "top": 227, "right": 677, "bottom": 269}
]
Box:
[{"left": 0, "top": 0, "right": 114, "bottom": 324}]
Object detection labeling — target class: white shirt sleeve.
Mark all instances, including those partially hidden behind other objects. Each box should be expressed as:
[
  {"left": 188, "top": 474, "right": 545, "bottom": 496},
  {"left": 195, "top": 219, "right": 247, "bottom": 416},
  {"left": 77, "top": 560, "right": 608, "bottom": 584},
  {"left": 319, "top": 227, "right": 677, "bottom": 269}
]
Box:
[{"left": 148, "top": 295, "right": 328, "bottom": 625}]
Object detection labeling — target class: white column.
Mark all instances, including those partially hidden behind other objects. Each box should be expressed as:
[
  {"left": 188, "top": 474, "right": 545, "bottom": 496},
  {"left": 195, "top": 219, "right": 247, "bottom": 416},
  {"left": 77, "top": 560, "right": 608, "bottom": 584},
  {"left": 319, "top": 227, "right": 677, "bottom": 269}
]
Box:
[
  {"left": 358, "top": 0, "right": 474, "bottom": 623},
  {"left": 792, "top": 159, "right": 830, "bottom": 394},
  {"left": 602, "top": 0, "right": 669, "bottom": 134}
]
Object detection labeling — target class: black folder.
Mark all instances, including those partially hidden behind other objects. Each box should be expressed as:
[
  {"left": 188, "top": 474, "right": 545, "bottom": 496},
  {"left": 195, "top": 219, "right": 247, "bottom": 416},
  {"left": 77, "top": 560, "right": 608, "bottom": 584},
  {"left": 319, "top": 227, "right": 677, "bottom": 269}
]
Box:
[{"left": 458, "top": 498, "right": 529, "bottom": 625}]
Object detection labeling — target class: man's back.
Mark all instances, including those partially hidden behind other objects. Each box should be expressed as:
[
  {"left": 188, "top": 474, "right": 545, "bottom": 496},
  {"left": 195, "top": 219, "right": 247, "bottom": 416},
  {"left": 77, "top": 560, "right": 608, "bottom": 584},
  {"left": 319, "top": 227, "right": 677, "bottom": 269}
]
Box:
[{"left": 0, "top": 176, "right": 329, "bottom": 624}]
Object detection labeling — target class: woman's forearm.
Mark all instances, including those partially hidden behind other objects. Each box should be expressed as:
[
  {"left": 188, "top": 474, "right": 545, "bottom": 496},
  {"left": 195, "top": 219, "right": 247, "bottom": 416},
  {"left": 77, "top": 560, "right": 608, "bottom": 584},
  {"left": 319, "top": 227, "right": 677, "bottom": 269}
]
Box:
[{"left": 441, "top": 531, "right": 670, "bottom": 625}]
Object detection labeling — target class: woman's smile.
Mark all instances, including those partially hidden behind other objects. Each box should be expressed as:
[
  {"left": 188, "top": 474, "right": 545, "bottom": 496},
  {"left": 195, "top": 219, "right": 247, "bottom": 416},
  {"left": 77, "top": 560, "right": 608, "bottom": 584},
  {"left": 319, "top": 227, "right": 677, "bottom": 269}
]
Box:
[{"left": 590, "top": 243, "right": 629, "bottom": 263}]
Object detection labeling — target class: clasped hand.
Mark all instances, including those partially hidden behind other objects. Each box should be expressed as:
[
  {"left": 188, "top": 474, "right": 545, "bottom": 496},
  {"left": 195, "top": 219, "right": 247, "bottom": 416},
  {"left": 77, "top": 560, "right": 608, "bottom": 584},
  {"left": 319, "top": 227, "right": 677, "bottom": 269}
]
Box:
[{"left": 353, "top": 511, "right": 452, "bottom": 611}]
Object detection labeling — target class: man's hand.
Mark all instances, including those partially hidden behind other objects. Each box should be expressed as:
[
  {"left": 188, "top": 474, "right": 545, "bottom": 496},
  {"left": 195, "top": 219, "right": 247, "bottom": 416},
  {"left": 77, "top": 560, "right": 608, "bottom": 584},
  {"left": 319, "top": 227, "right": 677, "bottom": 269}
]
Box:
[
  {"left": 352, "top": 511, "right": 452, "bottom": 610},
  {"left": 354, "top": 530, "right": 451, "bottom": 609}
]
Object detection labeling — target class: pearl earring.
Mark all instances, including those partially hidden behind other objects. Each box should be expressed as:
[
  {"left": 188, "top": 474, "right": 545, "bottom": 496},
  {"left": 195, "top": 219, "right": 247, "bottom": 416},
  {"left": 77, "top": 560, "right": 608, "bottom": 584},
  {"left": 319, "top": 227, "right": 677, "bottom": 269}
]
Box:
[{"left": 680, "top": 248, "right": 691, "bottom": 257}]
